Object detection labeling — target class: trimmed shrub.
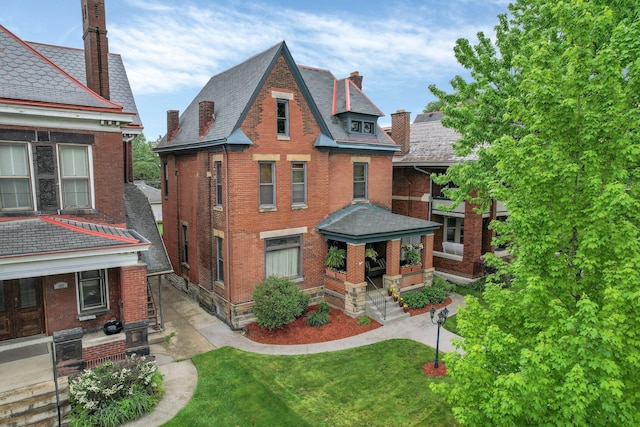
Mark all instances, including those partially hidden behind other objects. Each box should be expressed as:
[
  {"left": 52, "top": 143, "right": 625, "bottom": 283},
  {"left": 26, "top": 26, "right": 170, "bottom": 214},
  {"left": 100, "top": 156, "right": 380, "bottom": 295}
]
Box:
[
  {"left": 252, "top": 276, "right": 308, "bottom": 330},
  {"left": 68, "top": 355, "right": 163, "bottom": 427},
  {"left": 317, "top": 299, "right": 330, "bottom": 315},
  {"left": 307, "top": 311, "right": 329, "bottom": 327},
  {"left": 422, "top": 286, "right": 447, "bottom": 304},
  {"left": 403, "top": 290, "right": 431, "bottom": 309}
]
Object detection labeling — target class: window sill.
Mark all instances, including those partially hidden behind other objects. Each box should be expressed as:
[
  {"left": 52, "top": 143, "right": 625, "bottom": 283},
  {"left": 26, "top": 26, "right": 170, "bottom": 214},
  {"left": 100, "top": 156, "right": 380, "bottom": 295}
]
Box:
[
  {"left": 259, "top": 206, "right": 277, "bottom": 213},
  {"left": 351, "top": 199, "right": 369, "bottom": 205},
  {"left": 59, "top": 208, "right": 97, "bottom": 215},
  {"left": 292, "top": 204, "right": 307, "bottom": 210},
  {"left": 76, "top": 308, "right": 111, "bottom": 321},
  {"left": 277, "top": 135, "right": 290, "bottom": 141},
  {"left": 433, "top": 251, "right": 463, "bottom": 262},
  {"left": 181, "top": 262, "right": 190, "bottom": 270},
  {"left": 213, "top": 206, "right": 223, "bottom": 212},
  {"left": 214, "top": 280, "right": 225, "bottom": 289}
]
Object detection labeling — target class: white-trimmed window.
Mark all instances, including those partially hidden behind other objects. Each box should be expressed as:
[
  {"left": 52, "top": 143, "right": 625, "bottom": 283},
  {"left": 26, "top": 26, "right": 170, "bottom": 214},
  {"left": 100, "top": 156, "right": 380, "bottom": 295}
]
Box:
[
  {"left": 277, "top": 99, "right": 289, "bottom": 136},
  {"left": 0, "top": 143, "right": 33, "bottom": 210},
  {"left": 216, "top": 237, "right": 224, "bottom": 282},
  {"left": 445, "top": 217, "right": 464, "bottom": 244},
  {"left": 291, "top": 162, "right": 306, "bottom": 206},
  {"left": 77, "top": 269, "right": 108, "bottom": 312},
  {"left": 59, "top": 145, "right": 91, "bottom": 209},
  {"left": 353, "top": 162, "right": 367, "bottom": 200},
  {"left": 215, "top": 161, "right": 223, "bottom": 207},
  {"left": 265, "top": 235, "right": 302, "bottom": 279},
  {"left": 259, "top": 162, "right": 276, "bottom": 207}
]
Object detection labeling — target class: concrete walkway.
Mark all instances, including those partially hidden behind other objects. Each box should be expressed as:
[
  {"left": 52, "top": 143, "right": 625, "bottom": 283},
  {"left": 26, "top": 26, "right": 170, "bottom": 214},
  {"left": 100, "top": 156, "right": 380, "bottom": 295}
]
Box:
[{"left": 127, "top": 278, "right": 466, "bottom": 426}]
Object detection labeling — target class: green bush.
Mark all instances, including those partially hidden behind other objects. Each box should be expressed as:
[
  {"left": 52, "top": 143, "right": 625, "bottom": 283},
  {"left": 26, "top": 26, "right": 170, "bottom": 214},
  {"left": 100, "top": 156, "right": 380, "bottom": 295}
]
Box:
[
  {"left": 317, "top": 299, "right": 330, "bottom": 315},
  {"left": 68, "top": 355, "right": 163, "bottom": 427},
  {"left": 307, "top": 311, "right": 329, "bottom": 327},
  {"left": 252, "top": 276, "right": 309, "bottom": 330},
  {"left": 422, "top": 286, "right": 447, "bottom": 304},
  {"left": 403, "top": 290, "right": 431, "bottom": 309},
  {"left": 357, "top": 314, "right": 371, "bottom": 325},
  {"left": 433, "top": 276, "right": 455, "bottom": 292},
  {"left": 467, "top": 277, "right": 487, "bottom": 292}
]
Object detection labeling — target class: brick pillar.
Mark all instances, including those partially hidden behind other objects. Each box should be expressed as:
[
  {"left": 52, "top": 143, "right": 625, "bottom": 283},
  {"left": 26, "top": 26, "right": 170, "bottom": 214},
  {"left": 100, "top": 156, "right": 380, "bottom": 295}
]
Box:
[
  {"left": 464, "top": 196, "right": 484, "bottom": 276},
  {"left": 383, "top": 239, "right": 401, "bottom": 291},
  {"left": 422, "top": 234, "right": 434, "bottom": 269},
  {"left": 120, "top": 264, "right": 148, "bottom": 323},
  {"left": 346, "top": 243, "right": 365, "bottom": 284}
]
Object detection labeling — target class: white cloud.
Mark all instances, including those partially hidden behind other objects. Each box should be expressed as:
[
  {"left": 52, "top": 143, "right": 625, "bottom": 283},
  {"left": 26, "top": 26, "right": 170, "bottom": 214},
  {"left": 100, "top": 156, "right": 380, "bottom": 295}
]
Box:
[{"left": 111, "top": 0, "right": 502, "bottom": 96}]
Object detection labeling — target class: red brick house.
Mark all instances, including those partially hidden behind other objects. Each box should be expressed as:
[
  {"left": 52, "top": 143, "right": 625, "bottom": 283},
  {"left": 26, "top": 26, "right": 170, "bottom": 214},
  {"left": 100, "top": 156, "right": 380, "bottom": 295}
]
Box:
[
  {"left": 390, "top": 111, "right": 508, "bottom": 281},
  {"left": 155, "top": 42, "right": 440, "bottom": 327},
  {"left": 0, "top": 0, "right": 162, "bottom": 374}
]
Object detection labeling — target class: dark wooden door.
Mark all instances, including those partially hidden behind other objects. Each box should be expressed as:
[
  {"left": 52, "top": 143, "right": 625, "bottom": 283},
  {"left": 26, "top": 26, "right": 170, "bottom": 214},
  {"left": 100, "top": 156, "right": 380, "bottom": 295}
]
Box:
[{"left": 0, "top": 278, "right": 44, "bottom": 341}]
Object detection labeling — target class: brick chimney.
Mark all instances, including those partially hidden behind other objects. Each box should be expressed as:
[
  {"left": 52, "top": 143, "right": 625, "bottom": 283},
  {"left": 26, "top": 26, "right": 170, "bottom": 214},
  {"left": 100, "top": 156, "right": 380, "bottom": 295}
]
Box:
[
  {"left": 198, "top": 101, "right": 215, "bottom": 137},
  {"left": 391, "top": 110, "right": 411, "bottom": 155},
  {"left": 167, "top": 110, "right": 180, "bottom": 142},
  {"left": 349, "top": 71, "right": 363, "bottom": 90},
  {"left": 82, "top": 0, "right": 110, "bottom": 99}
]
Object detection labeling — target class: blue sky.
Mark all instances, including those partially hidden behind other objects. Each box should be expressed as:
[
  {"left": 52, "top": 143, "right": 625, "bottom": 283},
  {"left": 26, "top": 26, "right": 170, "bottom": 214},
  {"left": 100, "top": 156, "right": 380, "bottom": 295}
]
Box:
[{"left": 3, "top": 0, "right": 510, "bottom": 141}]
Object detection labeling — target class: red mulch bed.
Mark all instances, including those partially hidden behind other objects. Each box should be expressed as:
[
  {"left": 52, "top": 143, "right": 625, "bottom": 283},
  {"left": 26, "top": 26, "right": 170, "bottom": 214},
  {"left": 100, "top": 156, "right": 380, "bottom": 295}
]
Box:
[
  {"left": 244, "top": 306, "right": 382, "bottom": 345},
  {"left": 422, "top": 361, "right": 447, "bottom": 376},
  {"left": 244, "top": 297, "right": 453, "bottom": 345}
]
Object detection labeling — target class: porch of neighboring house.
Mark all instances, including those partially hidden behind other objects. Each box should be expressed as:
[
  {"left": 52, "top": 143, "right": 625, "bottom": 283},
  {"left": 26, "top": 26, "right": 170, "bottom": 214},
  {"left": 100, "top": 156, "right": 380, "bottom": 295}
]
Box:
[{"left": 318, "top": 204, "right": 440, "bottom": 324}]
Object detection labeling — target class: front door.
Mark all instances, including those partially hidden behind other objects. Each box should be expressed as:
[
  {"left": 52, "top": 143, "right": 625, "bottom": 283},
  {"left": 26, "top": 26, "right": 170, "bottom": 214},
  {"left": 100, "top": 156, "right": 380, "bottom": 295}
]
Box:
[{"left": 0, "top": 278, "right": 45, "bottom": 341}]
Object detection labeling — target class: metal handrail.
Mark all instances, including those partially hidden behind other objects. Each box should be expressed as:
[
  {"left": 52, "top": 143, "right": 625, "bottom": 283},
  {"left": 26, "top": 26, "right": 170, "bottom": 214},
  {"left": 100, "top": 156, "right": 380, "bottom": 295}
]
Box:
[{"left": 365, "top": 276, "right": 386, "bottom": 321}]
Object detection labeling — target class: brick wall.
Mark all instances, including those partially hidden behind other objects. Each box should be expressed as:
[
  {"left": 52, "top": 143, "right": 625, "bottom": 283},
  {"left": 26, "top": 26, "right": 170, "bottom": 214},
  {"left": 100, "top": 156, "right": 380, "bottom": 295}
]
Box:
[
  {"left": 92, "top": 131, "right": 126, "bottom": 223},
  {"left": 120, "top": 264, "right": 148, "bottom": 323}
]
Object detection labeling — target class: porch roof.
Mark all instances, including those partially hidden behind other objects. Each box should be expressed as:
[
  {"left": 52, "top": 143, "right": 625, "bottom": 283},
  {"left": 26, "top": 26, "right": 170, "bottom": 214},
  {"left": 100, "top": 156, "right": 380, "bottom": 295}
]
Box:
[
  {"left": 0, "top": 217, "right": 149, "bottom": 280},
  {"left": 317, "top": 204, "right": 440, "bottom": 244}
]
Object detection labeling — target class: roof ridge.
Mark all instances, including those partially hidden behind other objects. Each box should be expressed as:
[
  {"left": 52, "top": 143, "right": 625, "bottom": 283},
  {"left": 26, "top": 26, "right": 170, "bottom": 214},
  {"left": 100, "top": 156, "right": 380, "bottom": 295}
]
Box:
[
  {"left": 40, "top": 216, "right": 139, "bottom": 244},
  {"left": 0, "top": 24, "right": 123, "bottom": 110}
]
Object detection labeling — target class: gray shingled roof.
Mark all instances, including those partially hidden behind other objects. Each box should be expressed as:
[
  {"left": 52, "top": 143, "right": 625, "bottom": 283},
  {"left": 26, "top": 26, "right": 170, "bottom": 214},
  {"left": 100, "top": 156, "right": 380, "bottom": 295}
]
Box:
[
  {"left": 393, "top": 112, "right": 477, "bottom": 166},
  {"left": 317, "top": 204, "right": 440, "bottom": 244},
  {"left": 29, "top": 42, "right": 142, "bottom": 127},
  {"left": 124, "top": 184, "right": 172, "bottom": 275},
  {"left": 154, "top": 41, "right": 397, "bottom": 152},
  {"left": 0, "top": 25, "right": 120, "bottom": 111},
  {"left": 298, "top": 66, "right": 395, "bottom": 146},
  {"left": 133, "top": 181, "right": 161, "bottom": 204},
  {"left": 0, "top": 217, "right": 148, "bottom": 258}
]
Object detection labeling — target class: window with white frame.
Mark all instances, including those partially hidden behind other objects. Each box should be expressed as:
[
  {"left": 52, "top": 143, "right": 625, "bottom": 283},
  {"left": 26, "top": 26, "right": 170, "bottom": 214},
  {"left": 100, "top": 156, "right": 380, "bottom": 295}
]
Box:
[
  {"left": 77, "top": 269, "right": 108, "bottom": 312},
  {"left": 215, "top": 161, "right": 223, "bottom": 207},
  {"left": 265, "top": 235, "right": 302, "bottom": 279},
  {"left": 216, "top": 237, "right": 224, "bottom": 282},
  {"left": 0, "top": 143, "right": 33, "bottom": 210},
  {"left": 259, "top": 162, "right": 276, "bottom": 207},
  {"left": 353, "top": 162, "right": 367, "bottom": 200},
  {"left": 445, "top": 217, "right": 464, "bottom": 243},
  {"left": 59, "top": 145, "right": 91, "bottom": 209},
  {"left": 291, "top": 162, "right": 306, "bottom": 206},
  {"left": 277, "top": 99, "right": 289, "bottom": 136}
]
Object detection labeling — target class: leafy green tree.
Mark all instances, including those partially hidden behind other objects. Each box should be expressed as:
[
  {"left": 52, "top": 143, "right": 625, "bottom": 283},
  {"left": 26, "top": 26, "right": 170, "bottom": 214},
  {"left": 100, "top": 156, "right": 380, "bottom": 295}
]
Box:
[
  {"left": 430, "top": 1, "right": 640, "bottom": 425},
  {"left": 423, "top": 98, "right": 446, "bottom": 113},
  {"left": 132, "top": 133, "right": 160, "bottom": 185}
]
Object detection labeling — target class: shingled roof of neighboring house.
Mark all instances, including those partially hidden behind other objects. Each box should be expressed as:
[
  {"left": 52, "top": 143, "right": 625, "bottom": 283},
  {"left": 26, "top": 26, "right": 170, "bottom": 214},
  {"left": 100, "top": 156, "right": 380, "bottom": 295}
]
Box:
[
  {"left": 133, "top": 181, "right": 162, "bottom": 204},
  {"left": 0, "top": 25, "right": 125, "bottom": 112},
  {"left": 29, "top": 42, "right": 143, "bottom": 128},
  {"left": 154, "top": 41, "right": 397, "bottom": 153},
  {"left": 393, "top": 112, "right": 477, "bottom": 166},
  {"left": 317, "top": 204, "right": 440, "bottom": 244},
  {"left": 124, "top": 184, "right": 172, "bottom": 275},
  {"left": 0, "top": 217, "right": 149, "bottom": 258}
]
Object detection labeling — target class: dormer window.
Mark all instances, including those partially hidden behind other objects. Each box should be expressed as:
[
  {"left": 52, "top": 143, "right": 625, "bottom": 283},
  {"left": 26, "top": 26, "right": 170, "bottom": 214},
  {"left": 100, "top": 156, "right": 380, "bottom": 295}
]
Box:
[{"left": 349, "top": 118, "right": 376, "bottom": 135}]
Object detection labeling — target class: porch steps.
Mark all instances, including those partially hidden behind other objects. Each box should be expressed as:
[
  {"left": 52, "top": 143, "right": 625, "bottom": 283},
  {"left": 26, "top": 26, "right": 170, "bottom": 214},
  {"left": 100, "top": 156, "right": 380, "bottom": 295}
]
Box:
[
  {"left": 366, "top": 289, "right": 410, "bottom": 325},
  {"left": 0, "top": 376, "right": 70, "bottom": 427}
]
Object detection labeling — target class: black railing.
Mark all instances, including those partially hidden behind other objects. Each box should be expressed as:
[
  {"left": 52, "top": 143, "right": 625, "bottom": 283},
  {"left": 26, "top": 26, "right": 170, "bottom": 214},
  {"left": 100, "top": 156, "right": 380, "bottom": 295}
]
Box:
[{"left": 365, "top": 276, "right": 386, "bottom": 321}]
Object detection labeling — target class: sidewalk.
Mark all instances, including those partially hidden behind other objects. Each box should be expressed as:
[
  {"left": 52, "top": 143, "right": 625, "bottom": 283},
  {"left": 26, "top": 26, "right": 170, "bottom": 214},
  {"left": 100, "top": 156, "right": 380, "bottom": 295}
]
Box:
[{"left": 126, "top": 278, "right": 466, "bottom": 426}]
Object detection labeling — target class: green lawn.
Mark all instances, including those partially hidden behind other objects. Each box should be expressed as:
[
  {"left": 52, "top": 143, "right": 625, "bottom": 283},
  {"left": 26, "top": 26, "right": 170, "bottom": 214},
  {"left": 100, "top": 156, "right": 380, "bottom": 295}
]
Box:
[{"left": 163, "top": 339, "right": 457, "bottom": 427}]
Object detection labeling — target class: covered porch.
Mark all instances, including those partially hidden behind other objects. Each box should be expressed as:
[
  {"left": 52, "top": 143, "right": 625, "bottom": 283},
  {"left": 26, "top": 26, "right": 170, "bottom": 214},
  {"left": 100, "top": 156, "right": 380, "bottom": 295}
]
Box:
[{"left": 318, "top": 204, "right": 440, "bottom": 317}]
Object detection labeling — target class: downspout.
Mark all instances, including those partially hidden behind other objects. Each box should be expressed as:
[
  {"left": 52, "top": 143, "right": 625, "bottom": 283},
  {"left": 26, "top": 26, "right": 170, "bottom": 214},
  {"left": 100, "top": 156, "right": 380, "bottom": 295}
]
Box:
[
  {"left": 223, "top": 145, "right": 233, "bottom": 327},
  {"left": 413, "top": 166, "right": 433, "bottom": 221}
]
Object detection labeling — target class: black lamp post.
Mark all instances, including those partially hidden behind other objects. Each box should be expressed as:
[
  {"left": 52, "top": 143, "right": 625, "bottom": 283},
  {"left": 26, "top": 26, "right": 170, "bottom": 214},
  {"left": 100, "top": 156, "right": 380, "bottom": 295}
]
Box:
[{"left": 430, "top": 306, "right": 449, "bottom": 368}]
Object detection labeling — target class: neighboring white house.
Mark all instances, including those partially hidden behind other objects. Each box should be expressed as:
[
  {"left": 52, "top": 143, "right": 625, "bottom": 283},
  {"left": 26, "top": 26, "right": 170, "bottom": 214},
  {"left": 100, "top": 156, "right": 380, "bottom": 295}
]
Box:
[{"left": 134, "top": 181, "right": 162, "bottom": 222}]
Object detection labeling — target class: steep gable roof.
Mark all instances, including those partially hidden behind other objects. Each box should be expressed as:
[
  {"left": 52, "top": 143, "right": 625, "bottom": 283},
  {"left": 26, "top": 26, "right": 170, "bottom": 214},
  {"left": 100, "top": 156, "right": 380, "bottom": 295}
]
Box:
[
  {"left": 0, "top": 25, "right": 124, "bottom": 112},
  {"left": 393, "top": 112, "right": 476, "bottom": 166},
  {"left": 28, "top": 42, "right": 142, "bottom": 128},
  {"left": 154, "top": 41, "right": 397, "bottom": 153}
]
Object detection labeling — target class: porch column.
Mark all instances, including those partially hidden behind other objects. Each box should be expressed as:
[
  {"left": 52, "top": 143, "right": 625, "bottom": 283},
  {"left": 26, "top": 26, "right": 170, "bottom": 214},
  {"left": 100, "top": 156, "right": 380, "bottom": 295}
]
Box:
[
  {"left": 422, "top": 234, "right": 435, "bottom": 286},
  {"left": 344, "top": 243, "right": 366, "bottom": 317},
  {"left": 383, "top": 239, "right": 401, "bottom": 291},
  {"left": 120, "top": 264, "right": 150, "bottom": 356}
]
